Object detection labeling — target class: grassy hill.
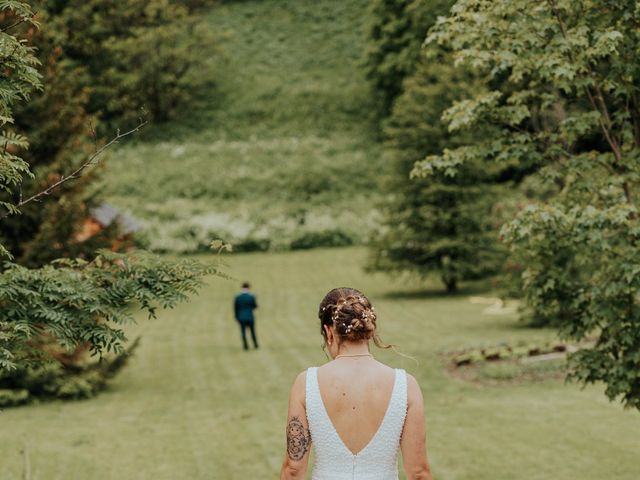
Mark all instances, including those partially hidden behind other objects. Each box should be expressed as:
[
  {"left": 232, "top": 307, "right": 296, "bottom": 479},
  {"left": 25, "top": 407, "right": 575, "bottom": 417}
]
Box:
[
  {"left": 100, "top": 0, "right": 388, "bottom": 253},
  {"left": 1, "top": 248, "right": 638, "bottom": 479}
]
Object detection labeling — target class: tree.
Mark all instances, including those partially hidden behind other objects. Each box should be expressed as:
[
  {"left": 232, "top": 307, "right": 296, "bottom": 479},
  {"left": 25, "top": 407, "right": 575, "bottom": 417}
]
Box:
[
  {"left": 369, "top": 57, "right": 506, "bottom": 292},
  {"left": 0, "top": 2, "right": 221, "bottom": 401},
  {"left": 364, "top": 0, "right": 454, "bottom": 115},
  {"left": 39, "top": 0, "right": 216, "bottom": 131},
  {"left": 417, "top": 0, "right": 640, "bottom": 409},
  {"left": 366, "top": 0, "right": 507, "bottom": 292},
  {"left": 0, "top": 10, "right": 120, "bottom": 266}
]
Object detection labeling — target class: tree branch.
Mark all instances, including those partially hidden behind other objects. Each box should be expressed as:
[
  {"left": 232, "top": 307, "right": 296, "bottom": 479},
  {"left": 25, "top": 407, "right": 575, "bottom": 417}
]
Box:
[
  {"left": 1, "top": 121, "right": 146, "bottom": 219},
  {"left": 592, "top": 83, "right": 622, "bottom": 161},
  {"left": 546, "top": 0, "right": 633, "bottom": 208},
  {"left": 0, "top": 9, "right": 38, "bottom": 33},
  {"left": 547, "top": 0, "right": 621, "bottom": 156},
  {"left": 631, "top": 92, "right": 640, "bottom": 149}
]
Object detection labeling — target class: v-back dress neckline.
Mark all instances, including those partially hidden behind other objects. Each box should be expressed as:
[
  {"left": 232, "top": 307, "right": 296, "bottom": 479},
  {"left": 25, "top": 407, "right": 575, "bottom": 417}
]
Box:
[
  {"left": 314, "top": 368, "right": 400, "bottom": 458},
  {"left": 306, "top": 366, "right": 408, "bottom": 479}
]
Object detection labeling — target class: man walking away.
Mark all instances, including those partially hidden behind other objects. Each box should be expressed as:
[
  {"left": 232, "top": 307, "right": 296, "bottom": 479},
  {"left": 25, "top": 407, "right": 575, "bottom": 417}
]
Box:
[{"left": 234, "top": 282, "right": 258, "bottom": 350}]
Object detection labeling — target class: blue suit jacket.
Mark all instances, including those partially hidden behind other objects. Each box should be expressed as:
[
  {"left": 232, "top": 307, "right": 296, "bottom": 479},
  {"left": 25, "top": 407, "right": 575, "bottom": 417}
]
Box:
[{"left": 234, "top": 291, "right": 257, "bottom": 322}]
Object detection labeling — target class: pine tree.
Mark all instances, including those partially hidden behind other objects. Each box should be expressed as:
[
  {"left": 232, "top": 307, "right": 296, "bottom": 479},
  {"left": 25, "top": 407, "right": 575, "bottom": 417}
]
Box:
[
  {"left": 364, "top": 0, "right": 454, "bottom": 115},
  {"left": 369, "top": 58, "right": 506, "bottom": 292}
]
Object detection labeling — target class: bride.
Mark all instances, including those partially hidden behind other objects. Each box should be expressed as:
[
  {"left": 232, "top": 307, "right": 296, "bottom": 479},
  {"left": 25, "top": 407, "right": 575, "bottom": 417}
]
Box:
[{"left": 280, "top": 287, "right": 433, "bottom": 480}]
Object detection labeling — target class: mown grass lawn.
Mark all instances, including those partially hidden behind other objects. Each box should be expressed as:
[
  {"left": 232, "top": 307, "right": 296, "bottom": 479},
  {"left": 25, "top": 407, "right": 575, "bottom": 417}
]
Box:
[{"left": 2, "top": 248, "right": 638, "bottom": 479}]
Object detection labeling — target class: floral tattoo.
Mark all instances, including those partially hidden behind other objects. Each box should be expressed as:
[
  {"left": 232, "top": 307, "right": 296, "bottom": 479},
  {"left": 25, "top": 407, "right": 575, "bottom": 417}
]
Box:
[{"left": 286, "top": 416, "right": 311, "bottom": 461}]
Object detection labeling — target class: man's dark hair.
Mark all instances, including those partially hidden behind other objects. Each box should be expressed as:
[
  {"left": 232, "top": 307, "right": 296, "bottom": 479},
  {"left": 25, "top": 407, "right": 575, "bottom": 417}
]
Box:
[{"left": 242, "top": 282, "right": 250, "bottom": 289}]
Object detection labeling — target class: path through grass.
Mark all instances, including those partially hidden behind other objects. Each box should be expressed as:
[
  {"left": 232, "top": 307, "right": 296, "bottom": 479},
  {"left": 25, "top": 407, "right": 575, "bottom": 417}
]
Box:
[{"left": 2, "top": 248, "right": 638, "bottom": 479}]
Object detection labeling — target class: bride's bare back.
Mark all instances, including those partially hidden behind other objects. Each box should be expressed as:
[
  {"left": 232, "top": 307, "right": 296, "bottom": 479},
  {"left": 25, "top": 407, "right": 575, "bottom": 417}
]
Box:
[{"left": 317, "top": 358, "right": 395, "bottom": 455}]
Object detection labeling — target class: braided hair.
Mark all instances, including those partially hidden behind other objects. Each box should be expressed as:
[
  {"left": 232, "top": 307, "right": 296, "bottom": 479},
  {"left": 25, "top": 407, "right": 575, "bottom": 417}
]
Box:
[{"left": 318, "top": 287, "right": 390, "bottom": 349}]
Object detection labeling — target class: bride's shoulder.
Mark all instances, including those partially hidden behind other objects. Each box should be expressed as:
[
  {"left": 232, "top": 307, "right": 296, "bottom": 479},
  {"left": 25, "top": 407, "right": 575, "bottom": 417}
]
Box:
[
  {"left": 292, "top": 369, "right": 309, "bottom": 385},
  {"left": 405, "top": 373, "right": 424, "bottom": 406},
  {"left": 291, "top": 368, "right": 312, "bottom": 391},
  {"left": 371, "top": 359, "right": 399, "bottom": 374}
]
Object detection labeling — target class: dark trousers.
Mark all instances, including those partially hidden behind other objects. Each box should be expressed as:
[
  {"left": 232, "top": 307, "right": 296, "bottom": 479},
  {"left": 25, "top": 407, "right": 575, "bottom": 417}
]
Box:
[{"left": 239, "top": 321, "right": 258, "bottom": 350}]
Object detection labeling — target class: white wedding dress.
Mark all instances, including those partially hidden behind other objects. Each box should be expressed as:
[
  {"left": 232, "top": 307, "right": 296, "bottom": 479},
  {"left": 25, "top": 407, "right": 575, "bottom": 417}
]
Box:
[{"left": 305, "top": 367, "right": 408, "bottom": 480}]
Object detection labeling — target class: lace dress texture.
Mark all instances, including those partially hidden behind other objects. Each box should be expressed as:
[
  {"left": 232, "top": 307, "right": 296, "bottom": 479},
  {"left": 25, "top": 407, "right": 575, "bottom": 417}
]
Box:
[{"left": 305, "top": 367, "right": 408, "bottom": 480}]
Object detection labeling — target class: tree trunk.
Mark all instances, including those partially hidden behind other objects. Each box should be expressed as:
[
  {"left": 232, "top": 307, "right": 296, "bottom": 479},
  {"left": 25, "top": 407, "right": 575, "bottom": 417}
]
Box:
[{"left": 443, "top": 276, "right": 457, "bottom": 293}]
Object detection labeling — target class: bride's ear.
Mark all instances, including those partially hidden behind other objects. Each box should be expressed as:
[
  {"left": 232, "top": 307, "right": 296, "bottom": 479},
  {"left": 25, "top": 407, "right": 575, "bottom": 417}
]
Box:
[{"left": 323, "top": 324, "right": 334, "bottom": 345}]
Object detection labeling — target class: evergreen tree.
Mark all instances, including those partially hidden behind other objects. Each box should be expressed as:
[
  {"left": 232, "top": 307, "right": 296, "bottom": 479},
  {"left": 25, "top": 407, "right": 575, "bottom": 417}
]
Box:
[
  {"left": 369, "top": 57, "right": 506, "bottom": 292},
  {"left": 364, "top": 0, "right": 454, "bottom": 115}
]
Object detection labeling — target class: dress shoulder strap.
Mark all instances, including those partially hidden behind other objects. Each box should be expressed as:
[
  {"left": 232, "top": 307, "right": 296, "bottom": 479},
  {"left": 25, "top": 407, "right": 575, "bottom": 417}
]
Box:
[
  {"left": 305, "top": 367, "right": 318, "bottom": 403},
  {"left": 305, "top": 367, "right": 337, "bottom": 452},
  {"left": 387, "top": 368, "right": 408, "bottom": 437},
  {"left": 396, "top": 368, "right": 408, "bottom": 406},
  {"left": 305, "top": 367, "right": 323, "bottom": 427}
]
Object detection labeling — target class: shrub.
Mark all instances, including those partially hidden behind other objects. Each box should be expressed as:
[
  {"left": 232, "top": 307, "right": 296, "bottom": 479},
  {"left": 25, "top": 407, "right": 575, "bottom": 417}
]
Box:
[
  {"left": 290, "top": 229, "right": 354, "bottom": 250},
  {"left": 0, "top": 339, "right": 141, "bottom": 406},
  {"left": 0, "top": 389, "right": 30, "bottom": 408},
  {"left": 233, "top": 238, "right": 271, "bottom": 253}
]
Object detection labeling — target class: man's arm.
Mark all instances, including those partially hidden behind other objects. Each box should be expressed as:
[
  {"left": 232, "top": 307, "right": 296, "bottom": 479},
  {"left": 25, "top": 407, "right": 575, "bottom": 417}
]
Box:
[{"left": 234, "top": 296, "right": 240, "bottom": 321}]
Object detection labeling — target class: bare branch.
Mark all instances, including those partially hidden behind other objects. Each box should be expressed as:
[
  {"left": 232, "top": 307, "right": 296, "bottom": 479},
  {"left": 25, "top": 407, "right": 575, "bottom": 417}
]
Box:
[
  {"left": 1, "top": 121, "right": 146, "bottom": 219},
  {"left": 0, "top": 10, "right": 38, "bottom": 33},
  {"left": 631, "top": 92, "right": 640, "bottom": 149}
]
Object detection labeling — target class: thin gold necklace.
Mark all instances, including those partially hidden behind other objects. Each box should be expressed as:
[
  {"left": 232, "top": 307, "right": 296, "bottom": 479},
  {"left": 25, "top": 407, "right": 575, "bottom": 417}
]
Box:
[{"left": 335, "top": 353, "right": 372, "bottom": 359}]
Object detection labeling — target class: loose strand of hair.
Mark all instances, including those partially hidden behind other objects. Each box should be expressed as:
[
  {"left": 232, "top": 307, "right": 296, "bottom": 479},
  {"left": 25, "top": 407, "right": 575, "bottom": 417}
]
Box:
[{"left": 373, "top": 334, "right": 419, "bottom": 366}]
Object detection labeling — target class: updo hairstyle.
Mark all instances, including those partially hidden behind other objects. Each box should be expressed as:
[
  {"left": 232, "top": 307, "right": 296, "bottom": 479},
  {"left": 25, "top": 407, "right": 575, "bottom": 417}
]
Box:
[{"left": 318, "top": 287, "right": 390, "bottom": 349}]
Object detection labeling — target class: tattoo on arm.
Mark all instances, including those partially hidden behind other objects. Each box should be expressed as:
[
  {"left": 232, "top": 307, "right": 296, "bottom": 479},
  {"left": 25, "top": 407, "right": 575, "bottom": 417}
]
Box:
[{"left": 286, "top": 416, "right": 311, "bottom": 461}]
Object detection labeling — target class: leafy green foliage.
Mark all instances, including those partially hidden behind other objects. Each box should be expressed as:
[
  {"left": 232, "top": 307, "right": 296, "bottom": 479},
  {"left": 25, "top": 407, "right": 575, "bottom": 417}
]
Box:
[
  {"left": 0, "top": 2, "right": 40, "bottom": 228},
  {"left": 418, "top": 0, "right": 640, "bottom": 409},
  {"left": 290, "top": 229, "right": 354, "bottom": 250},
  {"left": 367, "top": 0, "right": 506, "bottom": 292},
  {"left": 0, "top": 251, "right": 218, "bottom": 371},
  {"left": 0, "top": 11, "right": 120, "bottom": 266},
  {"left": 0, "top": 338, "right": 140, "bottom": 406},
  {"left": 0, "top": 2, "right": 40, "bottom": 120},
  {"left": 0, "top": 2, "right": 223, "bottom": 408},
  {"left": 40, "top": 0, "right": 216, "bottom": 131}
]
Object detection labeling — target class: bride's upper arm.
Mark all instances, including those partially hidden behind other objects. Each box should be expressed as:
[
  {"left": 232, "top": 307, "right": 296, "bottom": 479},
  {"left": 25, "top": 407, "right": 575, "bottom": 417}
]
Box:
[{"left": 400, "top": 374, "right": 433, "bottom": 480}]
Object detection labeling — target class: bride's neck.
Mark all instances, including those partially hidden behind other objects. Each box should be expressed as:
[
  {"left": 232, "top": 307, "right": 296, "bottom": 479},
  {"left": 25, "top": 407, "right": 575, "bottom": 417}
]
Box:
[{"left": 336, "top": 341, "right": 370, "bottom": 357}]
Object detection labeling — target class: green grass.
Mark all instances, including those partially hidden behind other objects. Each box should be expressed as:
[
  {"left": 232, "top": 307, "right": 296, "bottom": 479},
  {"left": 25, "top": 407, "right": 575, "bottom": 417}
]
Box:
[
  {"left": 100, "top": 0, "right": 388, "bottom": 252},
  {"left": 1, "top": 248, "right": 638, "bottom": 479}
]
